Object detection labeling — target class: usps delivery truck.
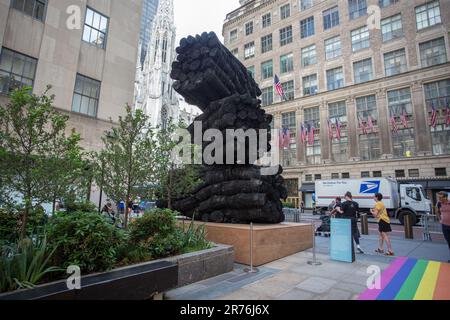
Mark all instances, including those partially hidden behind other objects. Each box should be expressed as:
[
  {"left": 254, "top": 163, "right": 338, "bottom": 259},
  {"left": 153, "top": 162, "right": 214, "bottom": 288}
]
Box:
[{"left": 315, "top": 178, "right": 432, "bottom": 225}]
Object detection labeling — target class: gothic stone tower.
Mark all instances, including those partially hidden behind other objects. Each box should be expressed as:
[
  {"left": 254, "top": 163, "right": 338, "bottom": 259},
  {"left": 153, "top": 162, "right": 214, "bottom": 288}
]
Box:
[{"left": 135, "top": 0, "right": 179, "bottom": 129}]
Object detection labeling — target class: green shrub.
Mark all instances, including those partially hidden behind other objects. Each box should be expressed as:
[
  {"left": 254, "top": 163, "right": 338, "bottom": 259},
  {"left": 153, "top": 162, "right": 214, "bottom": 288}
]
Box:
[
  {"left": 180, "top": 218, "right": 213, "bottom": 254},
  {"left": 64, "top": 201, "right": 97, "bottom": 213},
  {"left": 0, "top": 209, "right": 19, "bottom": 242},
  {"left": 0, "top": 207, "right": 47, "bottom": 242},
  {"left": 0, "top": 236, "right": 62, "bottom": 293},
  {"left": 46, "top": 212, "right": 125, "bottom": 273},
  {"left": 282, "top": 201, "right": 295, "bottom": 209}
]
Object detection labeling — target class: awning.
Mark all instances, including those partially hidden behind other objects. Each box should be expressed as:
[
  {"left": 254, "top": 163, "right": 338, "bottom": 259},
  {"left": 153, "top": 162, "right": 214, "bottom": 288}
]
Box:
[
  {"left": 427, "top": 180, "right": 450, "bottom": 190},
  {"left": 299, "top": 183, "right": 315, "bottom": 193}
]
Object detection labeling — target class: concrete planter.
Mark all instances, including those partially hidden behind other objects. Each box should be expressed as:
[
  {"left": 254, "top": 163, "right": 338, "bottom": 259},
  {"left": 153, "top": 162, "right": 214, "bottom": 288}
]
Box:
[{"left": 0, "top": 244, "right": 234, "bottom": 300}]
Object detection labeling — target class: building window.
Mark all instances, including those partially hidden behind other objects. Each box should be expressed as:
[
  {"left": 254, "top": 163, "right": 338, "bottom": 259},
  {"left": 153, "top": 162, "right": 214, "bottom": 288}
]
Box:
[
  {"left": 419, "top": 37, "right": 447, "bottom": 68},
  {"left": 327, "top": 67, "right": 344, "bottom": 91},
  {"left": 373, "top": 171, "right": 382, "bottom": 177},
  {"left": 381, "top": 14, "right": 403, "bottom": 42},
  {"left": 332, "top": 173, "right": 340, "bottom": 179},
  {"left": 392, "top": 128, "right": 416, "bottom": 158},
  {"left": 315, "top": 174, "right": 322, "bottom": 180},
  {"left": 245, "top": 21, "right": 254, "bottom": 36},
  {"left": 300, "top": 16, "right": 315, "bottom": 39},
  {"left": 280, "top": 3, "right": 291, "bottom": 20},
  {"left": 342, "top": 172, "right": 350, "bottom": 179},
  {"left": 280, "top": 26, "right": 293, "bottom": 46},
  {"left": 325, "top": 36, "right": 341, "bottom": 60},
  {"left": 305, "top": 174, "right": 313, "bottom": 182},
  {"left": 303, "top": 74, "right": 318, "bottom": 96},
  {"left": 247, "top": 66, "right": 255, "bottom": 79},
  {"left": 304, "top": 106, "right": 321, "bottom": 129},
  {"left": 282, "top": 111, "right": 297, "bottom": 137},
  {"left": 280, "top": 53, "right": 294, "bottom": 74},
  {"left": 11, "top": 0, "right": 46, "bottom": 21},
  {"left": 356, "top": 95, "right": 378, "bottom": 122},
  {"left": 351, "top": 26, "right": 370, "bottom": 52},
  {"left": 424, "top": 79, "right": 450, "bottom": 155},
  {"left": 162, "top": 35, "right": 168, "bottom": 63},
  {"left": 262, "top": 13, "right": 271, "bottom": 28},
  {"left": 379, "top": 0, "right": 398, "bottom": 8},
  {"left": 306, "top": 138, "right": 322, "bottom": 165},
  {"left": 323, "top": 6, "right": 339, "bottom": 30},
  {"left": 332, "top": 133, "right": 348, "bottom": 163},
  {"left": 261, "top": 34, "right": 273, "bottom": 53},
  {"left": 231, "top": 48, "right": 238, "bottom": 58},
  {"left": 282, "top": 80, "right": 295, "bottom": 101},
  {"left": 409, "top": 169, "right": 420, "bottom": 177},
  {"left": 388, "top": 87, "right": 413, "bottom": 119},
  {"left": 261, "top": 60, "right": 273, "bottom": 80},
  {"left": 244, "top": 42, "right": 255, "bottom": 60},
  {"left": 384, "top": 49, "right": 407, "bottom": 76},
  {"left": 359, "top": 133, "right": 381, "bottom": 161},
  {"left": 329, "top": 101, "right": 347, "bottom": 123},
  {"left": 415, "top": 1, "right": 441, "bottom": 30},
  {"left": 229, "top": 29, "right": 238, "bottom": 43},
  {"left": 301, "top": 0, "right": 313, "bottom": 11},
  {"left": 353, "top": 58, "right": 373, "bottom": 84},
  {"left": 435, "top": 168, "right": 447, "bottom": 177},
  {"left": 361, "top": 171, "right": 370, "bottom": 178},
  {"left": 301, "top": 45, "right": 317, "bottom": 67},
  {"left": 330, "top": 101, "right": 348, "bottom": 162},
  {"left": 261, "top": 87, "right": 273, "bottom": 106},
  {"left": 348, "top": 0, "right": 367, "bottom": 20},
  {"left": 71, "top": 74, "right": 101, "bottom": 118},
  {"left": 395, "top": 170, "right": 405, "bottom": 178},
  {"left": 0, "top": 48, "right": 37, "bottom": 94},
  {"left": 83, "top": 7, "right": 109, "bottom": 49}
]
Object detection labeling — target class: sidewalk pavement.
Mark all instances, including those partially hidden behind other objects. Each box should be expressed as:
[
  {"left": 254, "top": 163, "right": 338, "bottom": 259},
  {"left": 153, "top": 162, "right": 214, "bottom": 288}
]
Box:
[{"left": 165, "top": 235, "right": 449, "bottom": 300}]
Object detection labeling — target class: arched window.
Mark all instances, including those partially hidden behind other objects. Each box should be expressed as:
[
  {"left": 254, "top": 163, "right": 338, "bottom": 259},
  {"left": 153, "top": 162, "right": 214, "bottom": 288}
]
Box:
[
  {"left": 161, "top": 106, "right": 168, "bottom": 130},
  {"left": 162, "top": 33, "right": 168, "bottom": 63},
  {"left": 154, "top": 33, "right": 160, "bottom": 62}
]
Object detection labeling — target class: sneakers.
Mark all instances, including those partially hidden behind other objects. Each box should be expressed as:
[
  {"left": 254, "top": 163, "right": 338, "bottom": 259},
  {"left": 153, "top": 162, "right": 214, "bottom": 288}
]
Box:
[
  {"left": 357, "top": 248, "right": 365, "bottom": 254},
  {"left": 385, "top": 251, "right": 395, "bottom": 256},
  {"left": 375, "top": 248, "right": 384, "bottom": 254}
]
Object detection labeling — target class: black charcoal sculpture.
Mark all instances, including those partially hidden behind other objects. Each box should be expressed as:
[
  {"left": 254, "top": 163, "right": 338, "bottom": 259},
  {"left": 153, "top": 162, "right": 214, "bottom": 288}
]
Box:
[{"left": 169, "top": 32, "right": 287, "bottom": 224}]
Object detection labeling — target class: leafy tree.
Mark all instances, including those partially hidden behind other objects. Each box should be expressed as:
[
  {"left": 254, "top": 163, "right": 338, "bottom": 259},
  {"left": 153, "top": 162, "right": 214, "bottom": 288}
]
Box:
[
  {"left": 93, "top": 106, "right": 157, "bottom": 228},
  {"left": 0, "top": 87, "right": 86, "bottom": 238}
]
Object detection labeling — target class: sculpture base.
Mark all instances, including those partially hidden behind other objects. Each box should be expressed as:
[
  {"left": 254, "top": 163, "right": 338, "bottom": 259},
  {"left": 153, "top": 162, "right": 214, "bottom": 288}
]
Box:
[{"left": 181, "top": 221, "right": 313, "bottom": 266}]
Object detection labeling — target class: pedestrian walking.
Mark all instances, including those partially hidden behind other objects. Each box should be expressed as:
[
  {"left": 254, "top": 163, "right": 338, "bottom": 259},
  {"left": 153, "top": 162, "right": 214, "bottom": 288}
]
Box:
[
  {"left": 436, "top": 191, "right": 450, "bottom": 262},
  {"left": 371, "top": 193, "right": 394, "bottom": 256},
  {"left": 300, "top": 200, "right": 305, "bottom": 213},
  {"left": 336, "top": 192, "right": 364, "bottom": 254}
]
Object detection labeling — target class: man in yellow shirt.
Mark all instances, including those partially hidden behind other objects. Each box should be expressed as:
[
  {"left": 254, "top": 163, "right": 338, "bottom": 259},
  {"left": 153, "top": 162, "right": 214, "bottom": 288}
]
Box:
[{"left": 371, "top": 193, "right": 394, "bottom": 256}]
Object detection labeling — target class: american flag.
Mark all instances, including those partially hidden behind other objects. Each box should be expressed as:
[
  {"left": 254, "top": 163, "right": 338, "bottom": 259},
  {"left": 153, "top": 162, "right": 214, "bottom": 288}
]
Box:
[
  {"left": 446, "top": 105, "right": 450, "bottom": 127},
  {"left": 430, "top": 103, "right": 438, "bottom": 128},
  {"left": 335, "top": 118, "right": 342, "bottom": 141},
  {"left": 400, "top": 111, "right": 409, "bottom": 128},
  {"left": 274, "top": 75, "right": 285, "bottom": 100},
  {"left": 308, "top": 123, "right": 315, "bottom": 146},
  {"left": 283, "top": 127, "right": 291, "bottom": 148},
  {"left": 359, "top": 118, "right": 368, "bottom": 135},
  {"left": 390, "top": 115, "right": 399, "bottom": 133},
  {"left": 327, "top": 119, "right": 334, "bottom": 140},
  {"left": 367, "top": 116, "right": 374, "bottom": 132},
  {"left": 299, "top": 123, "right": 307, "bottom": 143}
]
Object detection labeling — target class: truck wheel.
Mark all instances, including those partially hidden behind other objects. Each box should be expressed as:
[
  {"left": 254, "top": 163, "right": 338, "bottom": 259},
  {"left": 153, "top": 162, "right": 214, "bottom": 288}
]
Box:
[{"left": 398, "top": 211, "right": 417, "bottom": 226}]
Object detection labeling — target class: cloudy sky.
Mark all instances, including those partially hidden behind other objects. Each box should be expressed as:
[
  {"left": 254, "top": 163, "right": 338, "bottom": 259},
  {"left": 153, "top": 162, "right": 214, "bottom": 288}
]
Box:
[{"left": 174, "top": 0, "right": 240, "bottom": 44}]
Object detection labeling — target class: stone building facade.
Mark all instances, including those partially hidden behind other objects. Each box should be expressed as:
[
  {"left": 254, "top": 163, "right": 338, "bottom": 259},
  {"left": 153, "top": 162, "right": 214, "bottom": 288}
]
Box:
[
  {"left": 223, "top": 0, "right": 450, "bottom": 207},
  {"left": 0, "top": 0, "right": 142, "bottom": 151}
]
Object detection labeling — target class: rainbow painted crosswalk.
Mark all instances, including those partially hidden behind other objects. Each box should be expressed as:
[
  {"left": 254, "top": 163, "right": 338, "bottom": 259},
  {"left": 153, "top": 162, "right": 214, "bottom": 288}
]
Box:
[{"left": 359, "top": 257, "right": 450, "bottom": 300}]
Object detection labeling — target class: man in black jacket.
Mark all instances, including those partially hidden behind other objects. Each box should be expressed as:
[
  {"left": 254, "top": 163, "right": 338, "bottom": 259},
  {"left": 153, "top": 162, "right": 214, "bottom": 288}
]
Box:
[{"left": 337, "top": 192, "right": 364, "bottom": 254}]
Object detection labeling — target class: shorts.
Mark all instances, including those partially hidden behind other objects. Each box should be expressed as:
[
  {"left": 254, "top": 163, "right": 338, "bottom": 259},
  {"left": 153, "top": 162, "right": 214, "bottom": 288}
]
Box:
[{"left": 379, "top": 220, "right": 392, "bottom": 233}]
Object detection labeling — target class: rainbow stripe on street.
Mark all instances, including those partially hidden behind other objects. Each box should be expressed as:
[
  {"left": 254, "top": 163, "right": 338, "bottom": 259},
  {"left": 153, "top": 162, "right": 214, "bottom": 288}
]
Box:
[{"left": 358, "top": 257, "right": 450, "bottom": 300}]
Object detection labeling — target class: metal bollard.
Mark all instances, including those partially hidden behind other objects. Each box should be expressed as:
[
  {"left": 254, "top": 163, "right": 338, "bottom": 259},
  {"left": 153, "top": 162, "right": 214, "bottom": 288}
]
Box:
[
  {"left": 244, "top": 223, "right": 259, "bottom": 274},
  {"left": 308, "top": 220, "right": 322, "bottom": 266},
  {"left": 361, "top": 214, "right": 369, "bottom": 235},
  {"left": 404, "top": 215, "right": 414, "bottom": 239}
]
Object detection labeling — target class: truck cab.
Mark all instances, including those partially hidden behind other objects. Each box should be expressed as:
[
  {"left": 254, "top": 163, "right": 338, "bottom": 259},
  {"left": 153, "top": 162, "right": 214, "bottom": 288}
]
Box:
[{"left": 397, "top": 184, "right": 432, "bottom": 225}]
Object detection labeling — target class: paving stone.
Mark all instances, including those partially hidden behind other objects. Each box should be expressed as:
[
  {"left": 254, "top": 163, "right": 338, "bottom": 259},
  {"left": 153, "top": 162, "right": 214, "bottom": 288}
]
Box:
[
  {"left": 295, "top": 277, "right": 337, "bottom": 294},
  {"left": 276, "top": 288, "right": 316, "bottom": 300},
  {"left": 316, "top": 288, "right": 353, "bottom": 300},
  {"left": 332, "top": 281, "right": 368, "bottom": 295},
  {"left": 217, "top": 288, "right": 273, "bottom": 300}
]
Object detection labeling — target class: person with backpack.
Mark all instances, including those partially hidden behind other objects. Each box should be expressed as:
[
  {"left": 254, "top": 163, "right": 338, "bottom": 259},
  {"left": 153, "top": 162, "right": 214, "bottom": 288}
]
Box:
[
  {"left": 336, "top": 192, "right": 364, "bottom": 254},
  {"left": 436, "top": 191, "right": 450, "bottom": 263}
]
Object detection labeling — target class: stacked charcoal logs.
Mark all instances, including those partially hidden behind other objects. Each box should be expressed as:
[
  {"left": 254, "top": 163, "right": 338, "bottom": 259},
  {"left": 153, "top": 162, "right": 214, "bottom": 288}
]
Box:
[{"left": 170, "top": 32, "right": 287, "bottom": 224}]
